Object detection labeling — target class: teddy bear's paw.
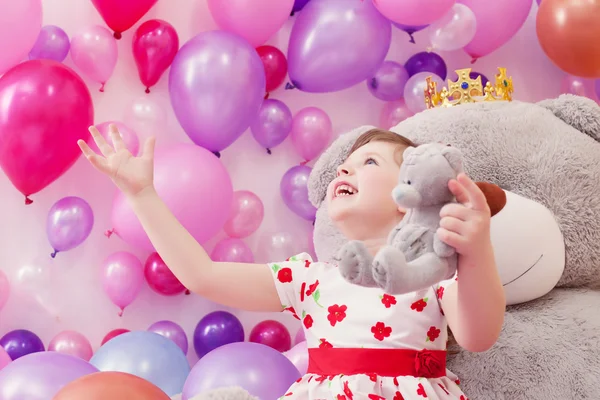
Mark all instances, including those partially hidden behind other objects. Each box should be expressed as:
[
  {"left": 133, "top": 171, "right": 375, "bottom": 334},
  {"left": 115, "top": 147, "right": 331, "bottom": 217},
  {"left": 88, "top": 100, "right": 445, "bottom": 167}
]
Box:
[
  {"left": 336, "top": 240, "right": 377, "bottom": 287},
  {"left": 372, "top": 245, "right": 409, "bottom": 294}
]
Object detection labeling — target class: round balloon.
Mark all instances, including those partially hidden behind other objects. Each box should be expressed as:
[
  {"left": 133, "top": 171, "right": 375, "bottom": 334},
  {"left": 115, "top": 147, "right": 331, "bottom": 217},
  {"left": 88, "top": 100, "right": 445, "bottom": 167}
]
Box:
[
  {"left": 0, "top": 329, "right": 44, "bottom": 360},
  {"left": 404, "top": 51, "right": 447, "bottom": 79},
  {"left": 90, "top": 121, "right": 140, "bottom": 156},
  {"left": 0, "top": 0, "right": 42, "bottom": 75},
  {"left": 373, "top": 0, "right": 454, "bottom": 26},
  {"left": 101, "top": 252, "right": 144, "bottom": 315},
  {"left": 0, "top": 60, "right": 93, "bottom": 203},
  {"left": 256, "top": 45, "right": 288, "bottom": 94},
  {"left": 47, "top": 196, "right": 94, "bottom": 258},
  {"left": 48, "top": 330, "right": 94, "bottom": 361},
  {"left": 90, "top": 331, "right": 190, "bottom": 396},
  {"left": 290, "top": 107, "right": 333, "bottom": 162},
  {"left": 380, "top": 100, "right": 414, "bottom": 130},
  {"left": 28, "top": 25, "right": 70, "bottom": 62},
  {"left": 70, "top": 25, "right": 118, "bottom": 91},
  {"left": 90, "top": 0, "right": 158, "bottom": 39},
  {"left": 283, "top": 340, "right": 308, "bottom": 375},
  {"left": 193, "top": 311, "right": 244, "bottom": 359},
  {"left": 101, "top": 329, "right": 130, "bottom": 346},
  {"left": 250, "top": 99, "right": 293, "bottom": 153},
  {"left": 249, "top": 320, "right": 292, "bottom": 352},
  {"left": 211, "top": 238, "right": 254, "bottom": 263},
  {"left": 403, "top": 72, "right": 444, "bottom": 114},
  {"left": 0, "top": 347, "right": 10, "bottom": 371},
  {"left": 144, "top": 253, "right": 186, "bottom": 296},
  {"left": 148, "top": 320, "right": 188, "bottom": 355},
  {"left": 223, "top": 190, "right": 265, "bottom": 238},
  {"left": 294, "top": 328, "right": 305, "bottom": 345},
  {"left": 280, "top": 165, "right": 317, "bottom": 221},
  {"left": 367, "top": 61, "right": 410, "bottom": 101}
]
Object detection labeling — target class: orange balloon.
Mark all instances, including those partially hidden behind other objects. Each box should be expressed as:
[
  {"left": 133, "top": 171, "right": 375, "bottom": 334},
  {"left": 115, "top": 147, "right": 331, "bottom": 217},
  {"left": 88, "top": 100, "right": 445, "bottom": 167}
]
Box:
[
  {"left": 53, "top": 371, "right": 171, "bottom": 400},
  {"left": 536, "top": 0, "right": 600, "bottom": 78}
]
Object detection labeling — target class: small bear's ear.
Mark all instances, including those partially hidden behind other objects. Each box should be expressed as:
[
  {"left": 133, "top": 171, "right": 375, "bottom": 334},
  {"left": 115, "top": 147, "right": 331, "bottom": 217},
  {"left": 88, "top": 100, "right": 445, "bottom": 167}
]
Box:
[{"left": 440, "top": 145, "right": 464, "bottom": 173}]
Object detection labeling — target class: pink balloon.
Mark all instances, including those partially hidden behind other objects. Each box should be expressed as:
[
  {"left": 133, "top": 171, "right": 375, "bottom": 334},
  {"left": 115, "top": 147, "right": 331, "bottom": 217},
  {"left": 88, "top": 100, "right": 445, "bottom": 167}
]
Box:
[
  {"left": 144, "top": 252, "right": 187, "bottom": 296},
  {"left": 89, "top": 121, "right": 140, "bottom": 156},
  {"left": 380, "top": 100, "right": 414, "bottom": 130},
  {"left": 0, "top": 270, "right": 9, "bottom": 311},
  {"left": 48, "top": 330, "right": 93, "bottom": 361},
  {"left": 283, "top": 341, "right": 308, "bottom": 374},
  {"left": 429, "top": 4, "right": 477, "bottom": 52},
  {"left": 101, "top": 252, "right": 144, "bottom": 316},
  {"left": 291, "top": 107, "right": 333, "bottom": 162},
  {"left": 249, "top": 320, "right": 292, "bottom": 352},
  {"left": 207, "top": 0, "right": 294, "bottom": 47},
  {"left": 70, "top": 25, "right": 118, "bottom": 91},
  {"left": 0, "top": 60, "right": 94, "bottom": 203},
  {"left": 223, "top": 190, "right": 264, "bottom": 238},
  {"left": 0, "top": 0, "right": 42, "bottom": 75},
  {"left": 0, "top": 347, "right": 10, "bottom": 371},
  {"left": 561, "top": 75, "right": 597, "bottom": 100},
  {"left": 211, "top": 238, "right": 254, "bottom": 263},
  {"left": 294, "top": 328, "right": 305, "bottom": 345},
  {"left": 373, "top": 0, "right": 454, "bottom": 26},
  {"left": 110, "top": 143, "right": 233, "bottom": 251},
  {"left": 458, "top": 0, "right": 532, "bottom": 61}
]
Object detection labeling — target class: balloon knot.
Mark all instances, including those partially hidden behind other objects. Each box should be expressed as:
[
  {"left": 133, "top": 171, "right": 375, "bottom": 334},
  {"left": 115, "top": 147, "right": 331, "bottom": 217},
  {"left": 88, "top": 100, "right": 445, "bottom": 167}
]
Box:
[
  {"left": 105, "top": 229, "right": 114, "bottom": 238},
  {"left": 470, "top": 57, "right": 478, "bottom": 64},
  {"left": 290, "top": 11, "right": 295, "bottom": 16},
  {"left": 145, "top": 87, "right": 151, "bottom": 94},
  {"left": 213, "top": 151, "right": 221, "bottom": 158},
  {"left": 24, "top": 196, "right": 33, "bottom": 205},
  {"left": 369, "top": 77, "right": 378, "bottom": 90},
  {"left": 312, "top": 219, "right": 315, "bottom": 226},
  {"left": 408, "top": 34, "right": 416, "bottom": 44},
  {"left": 114, "top": 31, "right": 122, "bottom": 40},
  {"left": 99, "top": 83, "right": 105, "bottom": 92},
  {"left": 185, "top": 289, "right": 191, "bottom": 295},
  {"left": 118, "top": 308, "right": 124, "bottom": 317},
  {"left": 266, "top": 148, "right": 272, "bottom": 155},
  {"left": 285, "top": 82, "right": 296, "bottom": 90},
  {"left": 300, "top": 160, "right": 309, "bottom": 166},
  {"left": 264, "top": 92, "right": 270, "bottom": 99},
  {"left": 50, "top": 250, "right": 58, "bottom": 258}
]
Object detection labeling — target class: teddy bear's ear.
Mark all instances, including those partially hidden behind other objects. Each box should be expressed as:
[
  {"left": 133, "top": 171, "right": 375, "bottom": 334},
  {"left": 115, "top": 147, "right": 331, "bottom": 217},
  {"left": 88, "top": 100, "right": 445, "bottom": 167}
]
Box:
[
  {"left": 402, "top": 146, "right": 415, "bottom": 159},
  {"left": 536, "top": 94, "right": 600, "bottom": 142},
  {"left": 440, "top": 145, "right": 464, "bottom": 173}
]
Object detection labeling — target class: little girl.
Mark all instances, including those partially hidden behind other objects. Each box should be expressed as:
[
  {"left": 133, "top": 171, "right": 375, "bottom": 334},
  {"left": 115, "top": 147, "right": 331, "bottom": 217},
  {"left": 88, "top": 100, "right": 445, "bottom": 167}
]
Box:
[{"left": 79, "top": 126, "right": 505, "bottom": 399}]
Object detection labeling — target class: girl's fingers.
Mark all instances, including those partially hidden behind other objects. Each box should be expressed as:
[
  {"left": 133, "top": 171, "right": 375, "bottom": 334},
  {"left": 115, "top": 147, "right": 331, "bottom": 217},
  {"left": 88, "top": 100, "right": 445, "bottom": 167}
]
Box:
[
  {"left": 437, "top": 228, "right": 467, "bottom": 251},
  {"left": 78, "top": 139, "right": 110, "bottom": 174},
  {"left": 439, "top": 216, "right": 465, "bottom": 235},
  {"left": 142, "top": 136, "right": 156, "bottom": 160},
  {"left": 109, "top": 124, "right": 127, "bottom": 152},
  {"left": 440, "top": 203, "right": 472, "bottom": 221},
  {"left": 457, "top": 173, "right": 488, "bottom": 211},
  {"left": 88, "top": 126, "right": 114, "bottom": 157}
]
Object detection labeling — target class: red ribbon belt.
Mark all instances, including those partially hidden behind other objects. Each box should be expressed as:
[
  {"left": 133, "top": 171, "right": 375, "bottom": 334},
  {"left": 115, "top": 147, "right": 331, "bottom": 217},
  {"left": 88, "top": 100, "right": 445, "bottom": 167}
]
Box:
[{"left": 307, "top": 348, "right": 447, "bottom": 378}]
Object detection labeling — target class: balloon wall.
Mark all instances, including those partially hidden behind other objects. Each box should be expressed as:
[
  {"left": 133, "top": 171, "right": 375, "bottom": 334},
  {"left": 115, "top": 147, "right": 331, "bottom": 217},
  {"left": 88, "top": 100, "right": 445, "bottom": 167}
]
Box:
[{"left": 0, "top": 0, "right": 594, "bottom": 397}]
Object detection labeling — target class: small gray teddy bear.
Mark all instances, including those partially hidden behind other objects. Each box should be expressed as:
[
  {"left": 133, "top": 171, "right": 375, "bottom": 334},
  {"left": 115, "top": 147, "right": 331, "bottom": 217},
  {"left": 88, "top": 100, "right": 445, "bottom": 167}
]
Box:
[{"left": 337, "top": 142, "right": 463, "bottom": 294}]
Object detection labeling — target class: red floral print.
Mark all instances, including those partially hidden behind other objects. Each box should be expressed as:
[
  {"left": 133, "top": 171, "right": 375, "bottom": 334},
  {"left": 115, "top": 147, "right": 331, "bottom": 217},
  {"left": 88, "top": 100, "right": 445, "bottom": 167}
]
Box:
[
  {"left": 305, "top": 260, "right": 311, "bottom": 268},
  {"left": 327, "top": 304, "right": 347, "bottom": 326},
  {"left": 393, "top": 392, "right": 404, "bottom": 400},
  {"left": 416, "top": 383, "right": 428, "bottom": 398},
  {"left": 300, "top": 282, "right": 306, "bottom": 302},
  {"left": 455, "top": 379, "right": 461, "bottom": 386},
  {"left": 436, "top": 286, "right": 444, "bottom": 300},
  {"left": 410, "top": 298, "right": 428, "bottom": 312},
  {"left": 426, "top": 326, "right": 441, "bottom": 342},
  {"left": 460, "top": 396, "right": 468, "bottom": 400},
  {"left": 368, "top": 395, "right": 385, "bottom": 400},
  {"left": 393, "top": 377, "right": 399, "bottom": 386},
  {"left": 371, "top": 322, "right": 392, "bottom": 341},
  {"left": 438, "top": 383, "right": 450, "bottom": 395},
  {"left": 337, "top": 395, "right": 346, "bottom": 400},
  {"left": 302, "top": 310, "right": 313, "bottom": 329},
  {"left": 315, "top": 375, "right": 328, "bottom": 383},
  {"left": 283, "top": 306, "right": 300, "bottom": 320},
  {"left": 318, "top": 338, "right": 333, "bottom": 348},
  {"left": 381, "top": 294, "right": 397, "bottom": 308},
  {"left": 295, "top": 377, "right": 303, "bottom": 383},
  {"left": 284, "top": 392, "right": 293, "bottom": 396},
  {"left": 277, "top": 267, "right": 292, "bottom": 283},
  {"left": 306, "top": 280, "right": 319, "bottom": 296},
  {"left": 367, "top": 373, "right": 377, "bottom": 382},
  {"left": 343, "top": 381, "right": 353, "bottom": 399}
]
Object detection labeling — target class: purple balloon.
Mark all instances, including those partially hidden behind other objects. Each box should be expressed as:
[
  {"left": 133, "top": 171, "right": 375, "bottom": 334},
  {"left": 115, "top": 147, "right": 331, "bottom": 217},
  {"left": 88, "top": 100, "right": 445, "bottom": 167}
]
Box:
[
  {"left": 28, "top": 25, "right": 70, "bottom": 62},
  {"left": 367, "top": 61, "right": 410, "bottom": 101},
  {"left": 182, "top": 342, "right": 301, "bottom": 400},
  {"left": 0, "top": 351, "right": 98, "bottom": 400},
  {"left": 169, "top": 31, "right": 266, "bottom": 154},
  {"left": 283, "top": 340, "right": 308, "bottom": 375},
  {"left": 280, "top": 165, "right": 317, "bottom": 221},
  {"left": 294, "top": 328, "right": 305, "bottom": 345},
  {"left": 148, "top": 320, "right": 189, "bottom": 355},
  {"left": 404, "top": 51, "right": 448, "bottom": 80},
  {"left": 193, "top": 311, "right": 244, "bottom": 359},
  {"left": 392, "top": 22, "right": 429, "bottom": 43},
  {"left": 287, "top": 0, "right": 391, "bottom": 92},
  {"left": 46, "top": 196, "right": 94, "bottom": 258},
  {"left": 292, "top": 0, "right": 311, "bottom": 13},
  {"left": 250, "top": 99, "right": 293, "bottom": 153},
  {"left": 0, "top": 329, "right": 44, "bottom": 360},
  {"left": 211, "top": 238, "right": 254, "bottom": 263}
]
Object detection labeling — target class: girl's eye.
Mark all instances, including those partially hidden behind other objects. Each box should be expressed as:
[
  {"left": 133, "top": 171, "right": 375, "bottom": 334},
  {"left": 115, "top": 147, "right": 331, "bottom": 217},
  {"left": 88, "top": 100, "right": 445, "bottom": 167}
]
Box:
[{"left": 365, "top": 157, "right": 378, "bottom": 165}]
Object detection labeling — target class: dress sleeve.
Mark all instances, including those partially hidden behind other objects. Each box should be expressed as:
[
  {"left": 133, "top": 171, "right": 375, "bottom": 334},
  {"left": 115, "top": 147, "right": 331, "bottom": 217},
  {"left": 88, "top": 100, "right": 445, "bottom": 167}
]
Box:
[
  {"left": 267, "top": 252, "right": 313, "bottom": 320},
  {"left": 434, "top": 270, "right": 458, "bottom": 312}
]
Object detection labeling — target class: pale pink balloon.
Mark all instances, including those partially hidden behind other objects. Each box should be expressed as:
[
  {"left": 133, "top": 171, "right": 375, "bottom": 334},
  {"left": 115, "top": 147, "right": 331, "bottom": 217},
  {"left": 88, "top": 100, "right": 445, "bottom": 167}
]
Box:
[
  {"left": 291, "top": 107, "right": 333, "bottom": 162},
  {"left": 223, "top": 191, "right": 264, "bottom": 238},
  {"left": 211, "top": 238, "right": 254, "bottom": 263},
  {"left": 48, "top": 330, "right": 93, "bottom": 361},
  {"left": 373, "top": 0, "right": 454, "bottom": 26},
  {"left": 429, "top": 4, "right": 477, "bottom": 52},
  {"left": 101, "top": 251, "right": 144, "bottom": 316},
  {"left": 283, "top": 340, "right": 308, "bottom": 375},
  {"left": 0, "top": 270, "right": 9, "bottom": 311},
  {"left": 380, "top": 100, "right": 414, "bottom": 130},
  {"left": 561, "top": 75, "right": 598, "bottom": 100},
  {"left": 0, "top": 347, "right": 10, "bottom": 371},
  {"left": 70, "top": 25, "right": 118, "bottom": 91},
  {"left": 89, "top": 121, "right": 140, "bottom": 156},
  {"left": 207, "top": 0, "right": 294, "bottom": 47},
  {"left": 0, "top": 0, "right": 42, "bottom": 75}
]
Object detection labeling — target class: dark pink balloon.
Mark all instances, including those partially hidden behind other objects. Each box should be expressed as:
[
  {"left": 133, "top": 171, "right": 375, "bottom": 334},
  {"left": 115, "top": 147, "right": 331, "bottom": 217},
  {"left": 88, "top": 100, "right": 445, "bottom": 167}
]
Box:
[
  {"left": 0, "top": 60, "right": 93, "bottom": 204},
  {"left": 256, "top": 45, "right": 288, "bottom": 94},
  {"left": 144, "top": 252, "right": 187, "bottom": 296},
  {"left": 101, "top": 328, "right": 130, "bottom": 346},
  {"left": 249, "top": 320, "right": 291, "bottom": 352}
]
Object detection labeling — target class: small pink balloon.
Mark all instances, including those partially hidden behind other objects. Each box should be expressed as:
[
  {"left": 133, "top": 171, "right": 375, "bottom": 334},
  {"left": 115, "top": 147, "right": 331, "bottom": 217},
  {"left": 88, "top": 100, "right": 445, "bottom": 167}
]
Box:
[
  {"left": 249, "top": 320, "right": 291, "bottom": 352},
  {"left": 283, "top": 340, "right": 308, "bottom": 374},
  {"left": 101, "top": 252, "right": 144, "bottom": 316},
  {"left": 0, "top": 270, "right": 9, "bottom": 311},
  {"left": 561, "top": 75, "right": 597, "bottom": 100},
  {"left": 223, "top": 190, "right": 265, "bottom": 238},
  {"left": 211, "top": 238, "right": 254, "bottom": 263},
  {"left": 48, "top": 330, "right": 93, "bottom": 361},
  {"left": 380, "top": 100, "right": 414, "bottom": 130},
  {"left": 0, "top": 347, "right": 11, "bottom": 371},
  {"left": 101, "top": 328, "right": 130, "bottom": 346},
  {"left": 144, "top": 252, "right": 187, "bottom": 296},
  {"left": 70, "top": 25, "right": 118, "bottom": 91},
  {"left": 294, "top": 328, "right": 305, "bottom": 345},
  {"left": 373, "top": 0, "right": 454, "bottom": 26},
  {"left": 89, "top": 122, "right": 140, "bottom": 156},
  {"left": 290, "top": 107, "right": 333, "bottom": 162}
]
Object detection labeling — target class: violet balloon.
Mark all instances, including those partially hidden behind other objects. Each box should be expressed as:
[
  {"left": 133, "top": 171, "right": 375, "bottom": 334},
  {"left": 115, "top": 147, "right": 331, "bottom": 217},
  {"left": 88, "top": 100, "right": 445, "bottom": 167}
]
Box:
[
  {"left": 404, "top": 51, "right": 447, "bottom": 79},
  {"left": 182, "top": 342, "right": 301, "bottom": 400},
  {"left": 193, "top": 311, "right": 244, "bottom": 359},
  {"left": 561, "top": 75, "right": 597, "bottom": 100},
  {"left": 0, "top": 351, "right": 98, "bottom": 400},
  {"left": 392, "top": 22, "right": 428, "bottom": 44},
  {"left": 290, "top": 107, "right": 333, "bottom": 162},
  {"left": 287, "top": 0, "right": 391, "bottom": 93},
  {"left": 148, "top": 320, "right": 189, "bottom": 355},
  {"left": 90, "top": 121, "right": 140, "bottom": 156},
  {"left": 373, "top": 0, "right": 454, "bottom": 26},
  {"left": 249, "top": 320, "right": 292, "bottom": 352},
  {"left": 0, "top": 347, "right": 10, "bottom": 371},
  {"left": 101, "top": 252, "right": 144, "bottom": 316},
  {"left": 404, "top": 72, "right": 444, "bottom": 114},
  {"left": 169, "top": 31, "right": 266, "bottom": 154},
  {"left": 0, "top": 0, "right": 42, "bottom": 75},
  {"left": 250, "top": 99, "right": 293, "bottom": 153},
  {"left": 110, "top": 143, "right": 233, "bottom": 251},
  {"left": 223, "top": 190, "right": 265, "bottom": 238},
  {"left": 70, "top": 25, "right": 118, "bottom": 91},
  {"left": 380, "top": 100, "right": 414, "bottom": 130},
  {"left": 28, "top": 25, "right": 70, "bottom": 62},
  {"left": 0, "top": 329, "right": 44, "bottom": 360},
  {"left": 283, "top": 340, "right": 308, "bottom": 375},
  {"left": 48, "top": 330, "right": 94, "bottom": 361},
  {"left": 144, "top": 252, "right": 187, "bottom": 296},
  {"left": 211, "top": 238, "right": 255, "bottom": 263},
  {"left": 367, "top": 61, "right": 410, "bottom": 101},
  {"left": 0, "top": 270, "right": 9, "bottom": 311},
  {"left": 292, "top": 0, "right": 311, "bottom": 14},
  {"left": 428, "top": 3, "right": 477, "bottom": 52},
  {"left": 281, "top": 165, "right": 317, "bottom": 221},
  {"left": 47, "top": 196, "right": 94, "bottom": 258}
]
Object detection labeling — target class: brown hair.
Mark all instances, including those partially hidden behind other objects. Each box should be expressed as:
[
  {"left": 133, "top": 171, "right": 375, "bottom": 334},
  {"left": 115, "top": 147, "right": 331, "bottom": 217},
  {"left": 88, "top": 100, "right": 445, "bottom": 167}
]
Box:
[{"left": 348, "top": 128, "right": 416, "bottom": 164}]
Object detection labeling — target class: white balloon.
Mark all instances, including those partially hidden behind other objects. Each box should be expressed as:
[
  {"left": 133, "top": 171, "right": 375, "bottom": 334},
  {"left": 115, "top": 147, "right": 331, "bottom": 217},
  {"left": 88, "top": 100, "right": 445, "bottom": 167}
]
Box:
[{"left": 429, "top": 4, "right": 477, "bottom": 51}]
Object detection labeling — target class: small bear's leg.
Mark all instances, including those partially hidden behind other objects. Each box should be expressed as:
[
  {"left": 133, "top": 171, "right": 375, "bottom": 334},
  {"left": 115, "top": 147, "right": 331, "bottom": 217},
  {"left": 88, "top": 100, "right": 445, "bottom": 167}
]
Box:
[{"left": 336, "top": 240, "right": 378, "bottom": 287}]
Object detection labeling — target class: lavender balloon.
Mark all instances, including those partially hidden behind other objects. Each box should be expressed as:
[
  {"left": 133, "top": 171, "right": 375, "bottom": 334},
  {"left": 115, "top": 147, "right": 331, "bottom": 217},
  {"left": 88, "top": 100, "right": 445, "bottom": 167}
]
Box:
[
  {"left": 367, "top": 61, "right": 410, "bottom": 101},
  {"left": 404, "top": 51, "right": 447, "bottom": 79},
  {"left": 211, "top": 238, "right": 254, "bottom": 263},
  {"left": 393, "top": 22, "right": 429, "bottom": 43},
  {"left": 287, "top": 0, "right": 391, "bottom": 92},
  {"left": 47, "top": 196, "right": 94, "bottom": 258},
  {"left": 193, "top": 311, "right": 244, "bottom": 359},
  {"left": 169, "top": 31, "right": 266, "bottom": 154},
  {"left": 283, "top": 340, "right": 308, "bottom": 375},
  {"left": 0, "top": 352, "right": 98, "bottom": 400},
  {"left": 148, "top": 320, "right": 189, "bottom": 355},
  {"left": 404, "top": 71, "right": 444, "bottom": 114},
  {"left": 0, "top": 329, "right": 44, "bottom": 360},
  {"left": 250, "top": 99, "right": 293, "bottom": 154},
  {"left": 281, "top": 165, "right": 317, "bottom": 221},
  {"left": 28, "top": 25, "right": 70, "bottom": 62},
  {"left": 182, "top": 342, "right": 301, "bottom": 400}
]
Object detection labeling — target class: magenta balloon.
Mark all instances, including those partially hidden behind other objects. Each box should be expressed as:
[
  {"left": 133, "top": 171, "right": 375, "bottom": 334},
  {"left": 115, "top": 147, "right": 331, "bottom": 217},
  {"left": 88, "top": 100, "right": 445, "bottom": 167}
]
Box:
[
  {"left": 250, "top": 99, "right": 293, "bottom": 153},
  {"left": 283, "top": 340, "right": 308, "bottom": 375},
  {"left": 380, "top": 100, "right": 414, "bottom": 130},
  {"left": 0, "top": 0, "right": 42, "bottom": 75},
  {"left": 28, "top": 25, "right": 70, "bottom": 62},
  {"left": 458, "top": 0, "right": 532, "bottom": 61},
  {"left": 223, "top": 190, "right": 265, "bottom": 238},
  {"left": 403, "top": 72, "right": 444, "bottom": 114},
  {"left": 287, "top": 0, "right": 391, "bottom": 93},
  {"left": 46, "top": 196, "right": 94, "bottom": 258},
  {"left": 90, "top": 121, "right": 140, "bottom": 156},
  {"left": 294, "top": 328, "right": 305, "bottom": 345},
  {"left": 148, "top": 320, "right": 188, "bottom": 355},
  {"left": 169, "top": 31, "right": 266, "bottom": 153},
  {"left": 101, "top": 251, "right": 144, "bottom": 316},
  {"left": 211, "top": 238, "right": 255, "bottom": 263},
  {"left": 48, "top": 330, "right": 93, "bottom": 361},
  {"left": 144, "top": 252, "right": 187, "bottom": 296},
  {"left": 373, "top": 0, "right": 454, "bottom": 26},
  {"left": 0, "top": 270, "right": 9, "bottom": 311},
  {"left": 249, "top": 320, "right": 291, "bottom": 352},
  {"left": 0, "top": 60, "right": 93, "bottom": 202},
  {"left": 111, "top": 143, "right": 233, "bottom": 251},
  {"left": 0, "top": 347, "right": 10, "bottom": 371},
  {"left": 280, "top": 165, "right": 317, "bottom": 221},
  {"left": 367, "top": 61, "right": 410, "bottom": 101},
  {"left": 290, "top": 107, "right": 333, "bottom": 162}
]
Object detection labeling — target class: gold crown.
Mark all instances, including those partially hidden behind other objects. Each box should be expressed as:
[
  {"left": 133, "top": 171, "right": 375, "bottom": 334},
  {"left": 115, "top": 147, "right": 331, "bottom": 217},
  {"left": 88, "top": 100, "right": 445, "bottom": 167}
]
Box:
[{"left": 424, "top": 67, "right": 513, "bottom": 109}]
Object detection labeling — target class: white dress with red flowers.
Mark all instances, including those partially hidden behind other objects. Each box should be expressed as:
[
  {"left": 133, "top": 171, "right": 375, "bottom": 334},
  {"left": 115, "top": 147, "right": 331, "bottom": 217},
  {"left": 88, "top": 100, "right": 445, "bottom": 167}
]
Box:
[{"left": 269, "top": 253, "right": 467, "bottom": 400}]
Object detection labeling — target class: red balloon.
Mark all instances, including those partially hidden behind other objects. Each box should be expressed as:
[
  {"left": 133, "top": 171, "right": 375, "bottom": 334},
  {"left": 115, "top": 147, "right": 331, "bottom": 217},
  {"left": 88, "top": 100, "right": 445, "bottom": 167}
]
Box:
[
  {"left": 91, "top": 0, "right": 158, "bottom": 39},
  {"left": 256, "top": 45, "right": 288, "bottom": 94},
  {"left": 101, "top": 328, "right": 129, "bottom": 346},
  {"left": 249, "top": 320, "right": 292, "bottom": 352},
  {"left": 0, "top": 60, "right": 93, "bottom": 204},
  {"left": 144, "top": 252, "right": 187, "bottom": 296},
  {"left": 133, "top": 19, "right": 179, "bottom": 93}
]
